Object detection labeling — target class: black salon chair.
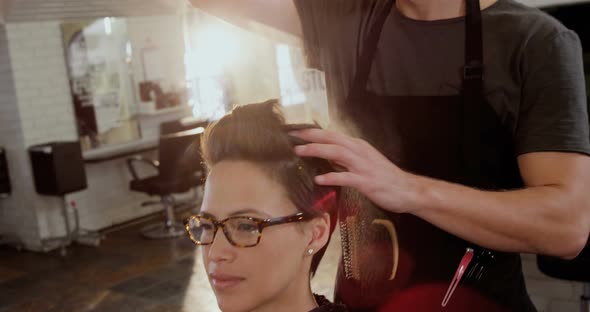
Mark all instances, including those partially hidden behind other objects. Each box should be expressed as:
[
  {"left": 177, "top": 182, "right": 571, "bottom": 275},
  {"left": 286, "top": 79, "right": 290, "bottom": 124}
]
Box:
[
  {"left": 127, "top": 128, "right": 205, "bottom": 239},
  {"left": 537, "top": 244, "right": 590, "bottom": 311}
]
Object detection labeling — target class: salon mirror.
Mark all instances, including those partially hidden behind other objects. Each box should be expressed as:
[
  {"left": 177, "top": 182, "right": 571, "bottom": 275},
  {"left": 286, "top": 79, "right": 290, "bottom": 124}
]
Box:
[
  {"left": 61, "top": 15, "right": 188, "bottom": 151},
  {"left": 62, "top": 18, "right": 140, "bottom": 150}
]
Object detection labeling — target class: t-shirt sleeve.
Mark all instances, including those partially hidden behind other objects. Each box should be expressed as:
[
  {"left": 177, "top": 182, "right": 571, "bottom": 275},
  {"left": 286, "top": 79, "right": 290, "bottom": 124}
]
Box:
[{"left": 516, "top": 29, "right": 590, "bottom": 156}]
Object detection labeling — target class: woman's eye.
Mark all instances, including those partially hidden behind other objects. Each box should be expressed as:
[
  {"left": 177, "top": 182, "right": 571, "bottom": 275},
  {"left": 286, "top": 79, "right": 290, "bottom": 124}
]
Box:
[
  {"left": 237, "top": 222, "right": 257, "bottom": 232},
  {"left": 199, "top": 223, "right": 214, "bottom": 231}
]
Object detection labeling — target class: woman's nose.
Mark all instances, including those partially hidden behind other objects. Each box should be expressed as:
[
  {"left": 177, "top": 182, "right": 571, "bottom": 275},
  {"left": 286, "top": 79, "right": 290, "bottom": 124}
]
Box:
[{"left": 207, "top": 229, "right": 235, "bottom": 262}]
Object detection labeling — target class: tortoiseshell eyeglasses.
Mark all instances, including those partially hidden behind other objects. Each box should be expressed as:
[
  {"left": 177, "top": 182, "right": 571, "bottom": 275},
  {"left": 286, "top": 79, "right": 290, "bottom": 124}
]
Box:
[{"left": 184, "top": 212, "right": 312, "bottom": 248}]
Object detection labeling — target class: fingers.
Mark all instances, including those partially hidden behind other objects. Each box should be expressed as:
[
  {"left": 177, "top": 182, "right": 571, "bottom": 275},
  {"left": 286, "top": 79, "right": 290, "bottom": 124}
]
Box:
[
  {"left": 295, "top": 143, "right": 363, "bottom": 170},
  {"left": 315, "top": 171, "right": 363, "bottom": 189},
  {"left": 289, "top": 128, "right": 361, "bottom": 153}
]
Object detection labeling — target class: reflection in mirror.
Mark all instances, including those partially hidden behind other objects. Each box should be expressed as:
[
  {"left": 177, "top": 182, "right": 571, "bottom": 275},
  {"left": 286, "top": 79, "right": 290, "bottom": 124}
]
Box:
[{"left": 62, "top": 18, "right": 141, "bottom": 150}]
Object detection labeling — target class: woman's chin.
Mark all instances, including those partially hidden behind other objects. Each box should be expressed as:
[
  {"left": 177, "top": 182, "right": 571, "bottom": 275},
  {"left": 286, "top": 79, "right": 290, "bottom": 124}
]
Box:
[
  {"left": 217, "top": 301, "right": 238, "bottom": 312},
  {"left": 216, "top": 295, "right": 250, "bottom": 312}
]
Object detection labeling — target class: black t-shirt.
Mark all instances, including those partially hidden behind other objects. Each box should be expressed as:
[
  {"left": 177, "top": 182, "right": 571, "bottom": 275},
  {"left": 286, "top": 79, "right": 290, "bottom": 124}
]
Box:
[{"left": 295, "top": 0, "right": 590, "bottom": 157}]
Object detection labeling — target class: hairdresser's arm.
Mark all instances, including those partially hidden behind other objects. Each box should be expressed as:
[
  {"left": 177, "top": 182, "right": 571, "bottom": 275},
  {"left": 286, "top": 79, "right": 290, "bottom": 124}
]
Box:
[
  {"left": 291, "top": 128, "right": 590, "bottom": 260},
  {"left": 189, "top": 0, "right": 302, "bottom": 36}
]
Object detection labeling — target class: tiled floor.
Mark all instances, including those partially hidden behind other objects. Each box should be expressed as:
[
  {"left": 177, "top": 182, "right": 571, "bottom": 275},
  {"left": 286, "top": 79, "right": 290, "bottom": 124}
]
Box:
[{"left": 0, "top": 215, "right": 340, "bottom": 312}]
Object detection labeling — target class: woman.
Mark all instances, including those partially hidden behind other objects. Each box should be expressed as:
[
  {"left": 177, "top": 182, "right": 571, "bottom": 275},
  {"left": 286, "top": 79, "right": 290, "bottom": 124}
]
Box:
[{"left": 185, "top": 100, "right": 347, "bottom": 312}]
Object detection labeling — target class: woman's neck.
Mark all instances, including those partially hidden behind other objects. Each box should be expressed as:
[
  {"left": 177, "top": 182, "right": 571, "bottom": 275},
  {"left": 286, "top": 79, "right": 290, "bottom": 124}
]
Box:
[
  {"left": 251, "top": 275, "right": 317, "bottom": 312},
  {"left": 396, "top": 0, "right": 498, "bottom": 21}
]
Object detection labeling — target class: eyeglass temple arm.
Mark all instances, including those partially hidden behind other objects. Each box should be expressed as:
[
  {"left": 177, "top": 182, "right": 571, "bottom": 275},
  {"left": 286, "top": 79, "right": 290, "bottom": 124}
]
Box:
[{"left": 261, "top": 213, "right": 311, "bottom": 228}]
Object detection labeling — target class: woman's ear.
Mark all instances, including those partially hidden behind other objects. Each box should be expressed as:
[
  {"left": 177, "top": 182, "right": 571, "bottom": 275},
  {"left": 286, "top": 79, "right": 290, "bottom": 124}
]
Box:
[{"left": 306, "top": 212, "right": 331, "bottom": 256}]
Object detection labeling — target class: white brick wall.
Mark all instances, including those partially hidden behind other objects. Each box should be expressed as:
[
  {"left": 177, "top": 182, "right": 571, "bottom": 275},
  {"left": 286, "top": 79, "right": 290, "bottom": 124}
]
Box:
[
  {"left": 6, "top": 21, "right": 77, "bottom": 147},
  {"left": 0, "top": 25, "right": 42, "bottom": 249},
  {"left": 3, "top": 21, "right": 82, "bottom": 243}
]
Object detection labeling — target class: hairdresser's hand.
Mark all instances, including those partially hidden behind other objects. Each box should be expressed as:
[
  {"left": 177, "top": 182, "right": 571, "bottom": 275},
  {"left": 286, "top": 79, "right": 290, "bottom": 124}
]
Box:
[{"left": 290, "top": 128, "right": 422, "bottom": 214}]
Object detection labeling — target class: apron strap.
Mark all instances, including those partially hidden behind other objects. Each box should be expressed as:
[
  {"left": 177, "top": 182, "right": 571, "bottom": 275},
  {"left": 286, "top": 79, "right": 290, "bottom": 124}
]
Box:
[
  {"left": 465, "top": 0, "right": 484, "bottom": 80},
  {"left": 462, "top": 0, "right": 485, "bottom": 185}
]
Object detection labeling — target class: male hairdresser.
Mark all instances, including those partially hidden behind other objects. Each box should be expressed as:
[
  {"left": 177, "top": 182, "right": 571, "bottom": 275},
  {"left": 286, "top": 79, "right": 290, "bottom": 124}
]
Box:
[{"left": 191, "top": 0, "right": 590, "bottom": 310}]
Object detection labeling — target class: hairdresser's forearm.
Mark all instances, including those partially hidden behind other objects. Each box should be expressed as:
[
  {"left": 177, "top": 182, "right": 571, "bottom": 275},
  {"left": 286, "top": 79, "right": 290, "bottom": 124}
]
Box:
[{"left": 411, "top": 162, "right": 590, "bottom": 259}]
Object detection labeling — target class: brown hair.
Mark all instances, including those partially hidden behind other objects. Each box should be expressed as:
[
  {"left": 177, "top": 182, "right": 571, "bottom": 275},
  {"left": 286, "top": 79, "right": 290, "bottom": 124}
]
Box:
[{"left": 200, "top": 99, "right": 339, "bottom": 276}]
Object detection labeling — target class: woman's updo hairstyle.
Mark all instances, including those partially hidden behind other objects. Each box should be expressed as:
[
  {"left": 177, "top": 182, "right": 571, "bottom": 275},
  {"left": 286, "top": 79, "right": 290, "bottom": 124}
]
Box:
[{"left": 201, "top": 100, "right": 339, "bottom": 276}]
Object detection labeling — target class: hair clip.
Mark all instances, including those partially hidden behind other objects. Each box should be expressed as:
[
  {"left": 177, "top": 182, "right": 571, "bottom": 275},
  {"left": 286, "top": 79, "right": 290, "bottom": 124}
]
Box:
[{"left": 296, "top": 161, "right": 304, "bottom": 171}]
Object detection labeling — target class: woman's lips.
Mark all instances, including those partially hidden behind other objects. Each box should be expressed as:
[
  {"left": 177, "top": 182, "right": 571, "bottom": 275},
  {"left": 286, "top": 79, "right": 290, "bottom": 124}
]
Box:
[{"left": 210, "top": 273, "right": 245, "bottom": 290}]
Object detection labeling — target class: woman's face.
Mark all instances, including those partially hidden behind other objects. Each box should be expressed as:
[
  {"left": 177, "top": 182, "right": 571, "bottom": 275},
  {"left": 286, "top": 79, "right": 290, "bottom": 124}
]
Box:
[{"left": 200, "top": 160, "right": 312, "bottom": 312}]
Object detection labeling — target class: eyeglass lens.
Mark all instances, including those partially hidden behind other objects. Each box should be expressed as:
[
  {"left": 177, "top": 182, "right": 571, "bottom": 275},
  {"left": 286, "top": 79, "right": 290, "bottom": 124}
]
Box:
[{"left": 187, "top": 217, "right": 261, "bottom": 246}]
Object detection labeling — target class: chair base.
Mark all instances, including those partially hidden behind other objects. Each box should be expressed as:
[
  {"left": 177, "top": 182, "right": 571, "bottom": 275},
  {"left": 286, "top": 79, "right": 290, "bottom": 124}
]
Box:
[{"left": 141, "top": 222, "right": 185, "bottom": 239}]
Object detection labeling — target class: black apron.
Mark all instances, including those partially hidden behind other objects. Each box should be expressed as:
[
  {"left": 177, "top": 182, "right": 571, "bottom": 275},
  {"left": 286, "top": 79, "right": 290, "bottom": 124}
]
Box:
[{"left": 334, "top": 0, "right": 536, "bottom": 311}]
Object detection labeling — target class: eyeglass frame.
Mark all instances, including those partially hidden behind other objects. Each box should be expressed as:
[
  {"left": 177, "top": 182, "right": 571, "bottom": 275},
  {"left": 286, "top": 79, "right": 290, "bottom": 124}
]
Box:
[{"left": 184, "top": 212, "right": 314, "bottom": 248}]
